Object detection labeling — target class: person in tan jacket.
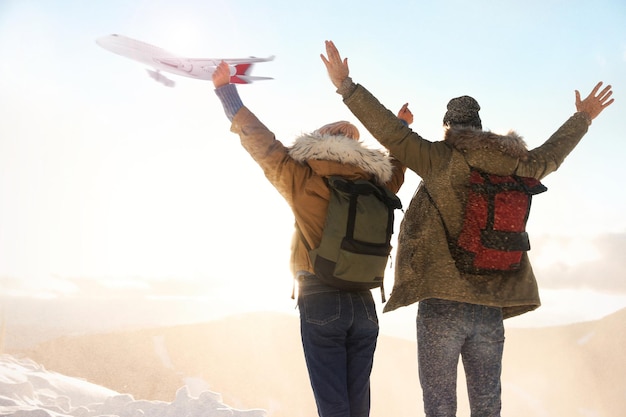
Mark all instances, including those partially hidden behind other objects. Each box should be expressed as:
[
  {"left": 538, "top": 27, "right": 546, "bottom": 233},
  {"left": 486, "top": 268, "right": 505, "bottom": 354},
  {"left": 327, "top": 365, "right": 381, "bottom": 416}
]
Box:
[
  {"left": 321, "top": 40, "right": 614, "bottom": 417},
  {"left": 212, "top": 61, "right": 408, "bottom": 417}
]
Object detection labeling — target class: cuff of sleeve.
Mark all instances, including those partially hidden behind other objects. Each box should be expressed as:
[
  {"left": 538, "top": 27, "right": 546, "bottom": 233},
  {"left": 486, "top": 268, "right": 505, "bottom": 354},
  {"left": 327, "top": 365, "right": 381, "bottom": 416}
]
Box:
[
  {"left": 214, "top": 84, "right": 244, "bottom": 121},
  {"left": 575, "top": 111, "right": 593, "bottom": 126},
  {"left": 336, "top": 77, "right": 357, "bottom": 98}
]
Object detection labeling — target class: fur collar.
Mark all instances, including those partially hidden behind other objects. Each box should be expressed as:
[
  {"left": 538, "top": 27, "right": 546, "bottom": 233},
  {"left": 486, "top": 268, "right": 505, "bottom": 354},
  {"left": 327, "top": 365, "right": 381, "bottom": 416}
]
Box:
[
  {"left": 288, "top": 132, "right": 394, "bottom": 183},
  {"left": 444, "top": 127, "right": 530, "bottom": 161}
]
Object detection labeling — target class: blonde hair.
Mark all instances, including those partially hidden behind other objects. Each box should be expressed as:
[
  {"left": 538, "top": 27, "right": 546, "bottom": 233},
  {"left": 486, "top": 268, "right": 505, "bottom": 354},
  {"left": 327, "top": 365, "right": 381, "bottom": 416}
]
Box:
[{"left": 315, "top": 121, "right": 360, "bottom": 140}]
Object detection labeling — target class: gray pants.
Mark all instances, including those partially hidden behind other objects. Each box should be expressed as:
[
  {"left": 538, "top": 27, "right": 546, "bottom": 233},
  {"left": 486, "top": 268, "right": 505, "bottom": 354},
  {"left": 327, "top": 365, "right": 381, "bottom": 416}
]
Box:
[{"left": 417, "top": 298, "right": 505, "bottom": 417}]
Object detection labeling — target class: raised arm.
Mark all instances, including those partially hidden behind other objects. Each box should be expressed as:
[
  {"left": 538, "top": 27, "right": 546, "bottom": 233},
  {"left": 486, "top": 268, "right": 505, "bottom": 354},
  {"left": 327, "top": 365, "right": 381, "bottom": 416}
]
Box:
[
  {"left": 212, "top": 61, "right": 243, "bottom": 122},
  {"left": 517, "top": 82, "right": 615, "bottom": 179},
  {"left": 575, "top": 81, "right": 614, "bottom": 124}
]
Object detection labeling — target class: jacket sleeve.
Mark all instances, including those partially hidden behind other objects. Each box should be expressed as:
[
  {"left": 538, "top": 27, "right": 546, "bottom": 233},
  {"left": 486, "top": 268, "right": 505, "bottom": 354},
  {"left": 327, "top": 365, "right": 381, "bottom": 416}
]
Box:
[
  {"left": 338, "top": 78, "right": 451, "bottom": 179},
  {"left": 515, "top": 112, "right": 590, "bottom": 179},
  {"left": 385, "top": 157, "right": 406, "bottom": 193},
  {"left": 230, "top": 106, "right": 307, "bottom": 206}
]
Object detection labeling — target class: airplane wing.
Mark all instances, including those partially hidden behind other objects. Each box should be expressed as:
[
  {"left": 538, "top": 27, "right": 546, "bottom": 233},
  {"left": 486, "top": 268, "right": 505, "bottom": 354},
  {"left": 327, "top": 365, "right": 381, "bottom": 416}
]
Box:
[
  {"left": 184, "top": 56, "right": 275, "bottom": 83},
  {"left": 146, "top": 69, "right": 175, "bottom": 87},
  {"left": 152, "top": 56, "right": 274, "bottom": 84},
  {"left": 186, "top": 56, "right": 275, "bottom": 66}
]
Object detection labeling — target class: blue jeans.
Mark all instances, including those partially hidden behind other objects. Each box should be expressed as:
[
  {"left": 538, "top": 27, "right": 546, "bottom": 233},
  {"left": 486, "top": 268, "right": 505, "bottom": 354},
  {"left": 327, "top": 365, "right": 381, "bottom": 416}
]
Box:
[
  {"left": 297, "top": 275, "right": 379, "bottom": 417},
  {"left": 417, "top": 298, "right": 505, "bottom": 417}
]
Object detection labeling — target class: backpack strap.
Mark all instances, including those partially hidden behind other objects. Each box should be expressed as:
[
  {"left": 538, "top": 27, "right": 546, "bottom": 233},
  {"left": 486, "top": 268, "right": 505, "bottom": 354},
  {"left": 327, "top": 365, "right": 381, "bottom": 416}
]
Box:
[
  {"left": 422, "top": 182, "right": 454, "bottom": 247},
  {"left": 328, "top": 176, "right": 400, "bottom": 246},
  {"left": 345, "top": 192, "right": 359, "bottom": 241}
]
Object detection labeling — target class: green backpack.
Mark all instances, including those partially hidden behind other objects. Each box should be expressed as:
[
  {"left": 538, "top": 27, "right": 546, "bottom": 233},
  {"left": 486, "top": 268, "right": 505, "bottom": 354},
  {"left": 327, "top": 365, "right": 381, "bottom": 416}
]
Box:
[{"left": 299, "top": 176, "right": 402, "bottom": 300}]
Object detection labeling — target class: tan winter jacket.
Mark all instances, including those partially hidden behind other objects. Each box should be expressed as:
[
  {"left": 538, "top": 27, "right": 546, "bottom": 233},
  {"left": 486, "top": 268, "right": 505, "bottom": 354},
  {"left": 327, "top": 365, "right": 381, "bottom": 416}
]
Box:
[
  {"left": 230, "top": 107, "right": 405, "bottom": 277},
  {"left": 338, "top": 80, "right": 590, "bottom": 318}
]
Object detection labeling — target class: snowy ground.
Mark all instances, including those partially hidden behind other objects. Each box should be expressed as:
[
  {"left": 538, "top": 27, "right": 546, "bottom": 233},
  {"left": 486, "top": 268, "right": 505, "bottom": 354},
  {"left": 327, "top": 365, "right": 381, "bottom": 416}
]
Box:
[{"left": 0, "top": 354, "right": 266, "bottom": 417}]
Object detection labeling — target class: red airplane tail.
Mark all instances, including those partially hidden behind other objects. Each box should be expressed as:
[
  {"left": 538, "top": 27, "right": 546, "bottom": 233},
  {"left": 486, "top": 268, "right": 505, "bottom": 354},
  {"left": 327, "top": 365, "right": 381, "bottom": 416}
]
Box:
[{"left": 229, "top": 63, "right": 253, "bottom": 84}]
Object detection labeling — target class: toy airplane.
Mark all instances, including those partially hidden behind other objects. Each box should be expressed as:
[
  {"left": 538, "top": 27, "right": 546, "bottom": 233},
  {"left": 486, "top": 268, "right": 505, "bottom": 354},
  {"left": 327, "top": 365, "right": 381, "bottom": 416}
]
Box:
[{"left": 96, "top": 34, "right": 274, "bottom": 87}]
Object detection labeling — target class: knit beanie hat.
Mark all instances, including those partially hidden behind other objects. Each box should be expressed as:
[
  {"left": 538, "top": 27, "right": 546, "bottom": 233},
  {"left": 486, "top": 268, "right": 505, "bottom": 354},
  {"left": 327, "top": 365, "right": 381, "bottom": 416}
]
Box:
[
  {"left": 443, "top": 95, "right": 482, "bottom": 129},
  {"left": 315, "top": 121, "right": 360, "bottom": 140}
]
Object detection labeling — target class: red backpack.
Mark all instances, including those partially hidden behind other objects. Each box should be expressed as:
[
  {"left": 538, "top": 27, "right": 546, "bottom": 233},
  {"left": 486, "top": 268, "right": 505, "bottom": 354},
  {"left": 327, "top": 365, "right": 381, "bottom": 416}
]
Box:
[{"left": 428, "top": 168, "right": 547, "bottom": 274}]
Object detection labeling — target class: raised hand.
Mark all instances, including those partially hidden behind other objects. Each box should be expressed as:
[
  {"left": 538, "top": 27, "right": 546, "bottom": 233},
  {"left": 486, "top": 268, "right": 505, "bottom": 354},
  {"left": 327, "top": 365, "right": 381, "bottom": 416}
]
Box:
[
  {"left": 398, "top": 103, "right": 414, "bottom": 125},
  {"left": 575, "top": 81, "right": 614, "bottom": 122},
  {"left": 321, "top": 40, "right": 350, "bottom": 89}
]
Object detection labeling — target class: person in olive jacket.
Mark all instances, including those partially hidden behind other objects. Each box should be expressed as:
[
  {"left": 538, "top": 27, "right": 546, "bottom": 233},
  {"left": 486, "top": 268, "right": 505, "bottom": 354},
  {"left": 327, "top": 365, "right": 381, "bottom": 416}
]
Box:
[
  {"left": 321, "top": 40, "right": 614, "bottom": 417},
  {"left": 211, "top": 61, "right": 408, "bottom": 417}
]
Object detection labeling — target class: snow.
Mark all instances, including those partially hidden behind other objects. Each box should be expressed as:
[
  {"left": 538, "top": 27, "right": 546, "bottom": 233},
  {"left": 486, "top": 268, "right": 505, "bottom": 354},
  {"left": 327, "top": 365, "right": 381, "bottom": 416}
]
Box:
[{"left": 0, "top": 354, "right": 266, "bottom": 417}]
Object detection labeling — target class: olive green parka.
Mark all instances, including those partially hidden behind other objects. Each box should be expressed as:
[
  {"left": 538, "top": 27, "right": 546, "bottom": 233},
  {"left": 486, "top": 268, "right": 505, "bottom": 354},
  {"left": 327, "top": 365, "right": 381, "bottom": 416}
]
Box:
[{"left": 337, "top": 79, "right": 591, "bottom": 318}]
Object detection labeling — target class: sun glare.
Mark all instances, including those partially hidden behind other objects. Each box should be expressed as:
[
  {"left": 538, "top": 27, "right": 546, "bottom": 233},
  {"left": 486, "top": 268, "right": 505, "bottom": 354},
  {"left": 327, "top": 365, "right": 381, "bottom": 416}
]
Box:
[
  {"left": 532, "top": 237, "right": 602, "bottom": 269},
  {"left": 159, "top": 22, "right": 201, "bottom": 55}
]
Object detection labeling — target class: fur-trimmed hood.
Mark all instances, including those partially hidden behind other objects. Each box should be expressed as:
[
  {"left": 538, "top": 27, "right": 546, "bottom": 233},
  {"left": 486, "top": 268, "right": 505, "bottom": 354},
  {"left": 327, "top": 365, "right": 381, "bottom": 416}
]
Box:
[
  {"left": 445, "top": 127, "right": 530, "bottom": 161},
  {"left": 288, "top": 132, "right": 394, "bottom": 184}
]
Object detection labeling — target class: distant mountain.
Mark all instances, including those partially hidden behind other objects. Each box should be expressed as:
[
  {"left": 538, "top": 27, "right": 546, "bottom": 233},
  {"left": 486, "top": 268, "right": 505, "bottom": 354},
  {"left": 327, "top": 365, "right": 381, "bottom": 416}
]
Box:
[
  {"left": 502, "top": 307, "right": 626, "bottom": 417},
  {"left": 11, "top": 308, "right": 626, "bottom": 417}
]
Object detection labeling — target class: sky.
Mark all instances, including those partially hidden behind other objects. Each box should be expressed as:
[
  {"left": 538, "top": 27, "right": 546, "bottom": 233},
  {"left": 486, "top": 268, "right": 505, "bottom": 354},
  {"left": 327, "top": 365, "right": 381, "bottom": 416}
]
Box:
[{"left": 0, "top": 0, "right": 625, "bottom": 332}]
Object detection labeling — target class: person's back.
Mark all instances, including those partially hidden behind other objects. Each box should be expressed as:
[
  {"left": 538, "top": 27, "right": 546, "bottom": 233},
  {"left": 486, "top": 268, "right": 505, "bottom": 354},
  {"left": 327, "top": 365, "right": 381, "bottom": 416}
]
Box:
[
  {"left": 211, "top": 60, "right": 407, "bottom": 417},
  {"left": 321, "top": 39, "right": 614, "bottom": 417}
]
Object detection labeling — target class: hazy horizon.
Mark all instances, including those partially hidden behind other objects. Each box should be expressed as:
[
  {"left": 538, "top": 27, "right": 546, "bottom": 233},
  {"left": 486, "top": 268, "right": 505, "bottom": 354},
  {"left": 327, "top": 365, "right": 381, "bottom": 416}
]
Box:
[{"left": 4, "top": 308, "right": 625, "bottom": 417}]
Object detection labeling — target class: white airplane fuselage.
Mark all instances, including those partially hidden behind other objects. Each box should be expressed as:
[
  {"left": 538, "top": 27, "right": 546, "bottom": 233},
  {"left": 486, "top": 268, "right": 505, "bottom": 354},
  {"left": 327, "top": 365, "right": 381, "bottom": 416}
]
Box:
[
  {"left": 96, "top": 34, "right": 273, "bottom": 84},
  {"left": 97, "top": 34, "right": 217, "bottom": 80}
]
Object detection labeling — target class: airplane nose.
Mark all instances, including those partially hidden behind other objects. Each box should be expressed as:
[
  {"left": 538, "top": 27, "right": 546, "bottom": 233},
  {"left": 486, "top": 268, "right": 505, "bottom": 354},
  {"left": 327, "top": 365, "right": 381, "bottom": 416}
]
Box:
[
  {"left": 96, "top": 34, "right": 122, "bottom": 50},
  {"left": 95, "top": 35, "right": 112, "bottom": 48}
]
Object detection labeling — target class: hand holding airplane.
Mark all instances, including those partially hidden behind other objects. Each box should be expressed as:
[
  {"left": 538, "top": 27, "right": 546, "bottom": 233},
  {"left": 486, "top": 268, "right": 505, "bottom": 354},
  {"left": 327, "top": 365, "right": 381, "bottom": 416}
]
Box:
[
  {"left": 96, "top": 34, "right": 274, "bottom": 87},
  {"left": 212, "top": 61, "right": 231, "bottom": 89}
]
